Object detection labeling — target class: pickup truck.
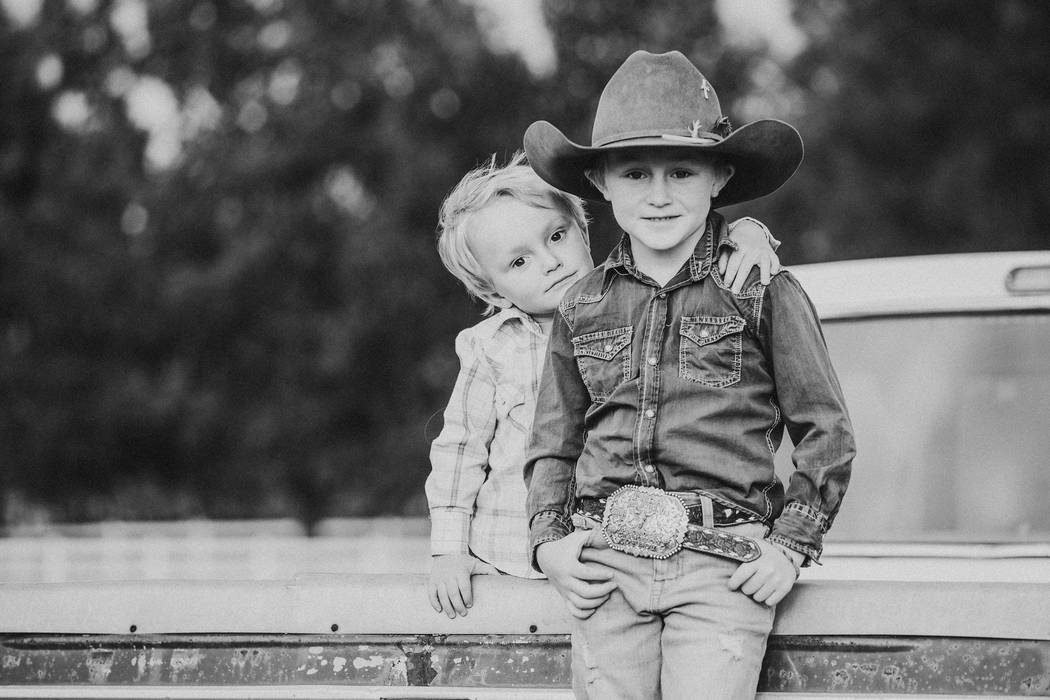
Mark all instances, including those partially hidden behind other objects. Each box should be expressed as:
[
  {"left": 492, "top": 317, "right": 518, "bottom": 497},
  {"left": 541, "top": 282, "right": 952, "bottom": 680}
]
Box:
[{"left": 2, "top": 251, "right": 1048, "bottom": 698}]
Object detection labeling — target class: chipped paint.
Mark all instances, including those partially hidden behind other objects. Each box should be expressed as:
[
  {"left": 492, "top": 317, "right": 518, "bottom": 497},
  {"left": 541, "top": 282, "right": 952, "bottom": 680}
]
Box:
[
  {"left": 0, "top": 633, "right": 1046, "bottom": 695},
  {"left": 352, "top": 655, "right": 384, "bottom": 670},
  {"left": 85, "top": 651, "right": 113, "bottom": 683},
  {"left": 762, "top": 636, "right": 1050, "bottom": 695}
]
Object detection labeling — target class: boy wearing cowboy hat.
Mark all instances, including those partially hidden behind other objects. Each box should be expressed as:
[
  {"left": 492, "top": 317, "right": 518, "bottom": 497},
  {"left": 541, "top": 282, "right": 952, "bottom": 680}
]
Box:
[
  {"left": 426, "top": 152, "right": 783, "bottom": 618},
  {"left": 523, "top": 51, "right": 855, "bottom": 698}
]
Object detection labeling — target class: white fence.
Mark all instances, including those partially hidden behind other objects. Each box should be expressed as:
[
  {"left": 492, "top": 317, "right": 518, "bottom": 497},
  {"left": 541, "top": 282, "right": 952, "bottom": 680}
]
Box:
[{"left": 0, "top": 518, "right": 430, "bottom": 584}]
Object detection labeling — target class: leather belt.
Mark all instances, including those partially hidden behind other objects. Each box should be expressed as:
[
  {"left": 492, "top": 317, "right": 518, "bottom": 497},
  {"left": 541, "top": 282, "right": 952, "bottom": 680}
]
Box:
[
  {"left": 578, "top": 486, "right": 762, "bottom": 563},
  {"left": 577, "top": 492, "right": 756, "bottom": 528}
]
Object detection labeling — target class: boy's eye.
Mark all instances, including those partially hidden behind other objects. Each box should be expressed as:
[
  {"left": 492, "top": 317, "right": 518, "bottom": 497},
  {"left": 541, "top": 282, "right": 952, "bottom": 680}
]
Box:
[
  {"left": 511, "top": 257, "right": 527, "bottom": 268},
  {"left": 623, "top": 170, "right": 645, "bottom": 180},
  {"left": 550, "top": 229, "right": 565, "bottom": 242},
  {"left": 670, "top": 169, "right": 694, "bottom": 179}
]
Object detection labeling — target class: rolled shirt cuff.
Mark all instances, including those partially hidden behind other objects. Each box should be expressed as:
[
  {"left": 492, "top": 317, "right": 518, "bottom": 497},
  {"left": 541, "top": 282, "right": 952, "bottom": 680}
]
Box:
[
  {"left": 429, "top": 508, "right": 471, "bottom": 556},
  {"left": 528, "top": 510, "right": 573, "bottom": 573},
  {"left": 769, "top": 501, "right": 829, "bottom": 565}
]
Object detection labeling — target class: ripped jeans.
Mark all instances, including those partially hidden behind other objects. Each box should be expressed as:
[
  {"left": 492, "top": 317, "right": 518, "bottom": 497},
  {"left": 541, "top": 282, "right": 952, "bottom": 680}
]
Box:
[{"left": 570, "top": 516, "right": 774, "bottom": 700}]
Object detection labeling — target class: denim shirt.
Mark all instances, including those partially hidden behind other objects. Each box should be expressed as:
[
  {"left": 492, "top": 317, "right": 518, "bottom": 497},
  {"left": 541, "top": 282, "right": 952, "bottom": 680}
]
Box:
[{"left": 524, "top": 213, "right": 855, "bottom": 566}]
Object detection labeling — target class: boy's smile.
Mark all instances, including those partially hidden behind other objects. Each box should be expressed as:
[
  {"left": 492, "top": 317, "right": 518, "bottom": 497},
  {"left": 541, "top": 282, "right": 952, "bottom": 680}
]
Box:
[
  {"left": 596, "top": 148, "right": 734, "bottom": 282},
  {"left": 467, "top": 198, "right": 593, "bottom": 320}
]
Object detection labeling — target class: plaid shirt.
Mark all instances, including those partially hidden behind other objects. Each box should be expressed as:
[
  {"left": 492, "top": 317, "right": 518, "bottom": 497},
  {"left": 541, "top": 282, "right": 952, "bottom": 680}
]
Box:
[{"left": 426, "top": 306, "right": 548, "bottom": 579}]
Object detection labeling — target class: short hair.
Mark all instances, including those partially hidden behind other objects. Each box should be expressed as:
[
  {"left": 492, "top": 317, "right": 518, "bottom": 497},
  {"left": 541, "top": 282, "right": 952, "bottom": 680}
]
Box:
[
  {"left": 583, "top": 154, "right": 607, "bottom": 192},
  {"left": 437, "top": 151, "right": 590, "bottom": 314}
]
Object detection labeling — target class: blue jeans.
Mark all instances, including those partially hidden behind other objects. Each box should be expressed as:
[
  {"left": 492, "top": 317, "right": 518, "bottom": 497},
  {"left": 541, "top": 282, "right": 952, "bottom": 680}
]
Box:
[{"left": 571, "top": 518, "right": 774, "bottom": 700}]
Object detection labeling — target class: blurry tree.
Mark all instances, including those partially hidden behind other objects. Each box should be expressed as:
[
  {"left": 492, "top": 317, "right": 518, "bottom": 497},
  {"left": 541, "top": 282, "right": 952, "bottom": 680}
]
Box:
[
  {"left": 532, "top": 0, "right": 1050, "bottom": 264},
  {"left": 0, "top": 0, "right": 541, "bottom": 529},
  {"left": 3, "top": 0, "right": 1047, "bottom": 529},
  {"left": 763, "top": 0, "right": 1050, "bottom": 261}
]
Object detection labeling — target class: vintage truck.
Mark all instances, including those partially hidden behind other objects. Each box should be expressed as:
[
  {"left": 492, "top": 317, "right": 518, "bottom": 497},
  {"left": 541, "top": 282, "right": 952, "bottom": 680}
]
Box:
[{"left": 2, "top": 251, "right": 1048, "bottom": 698}]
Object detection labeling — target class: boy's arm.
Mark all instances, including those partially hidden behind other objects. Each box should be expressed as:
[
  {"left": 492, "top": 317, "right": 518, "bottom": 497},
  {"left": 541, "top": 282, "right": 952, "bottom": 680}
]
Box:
[
  {"left": 425, "top": 328, "right": 497, "bottom": 616},
  {"left": 721, "top": 217, "right": 782, "bottom": 294},
  {"left": 524, "top": 306, "right": 590, "bottom": 571},
  {"left": 760, "top": 272, "right": 856, "bottom": 564},
  {"left": 526, "top": 310, "right": 617, "bottom": 616},
  {"left": 426, "top": 329, "right": 497, "bottom": 554}
]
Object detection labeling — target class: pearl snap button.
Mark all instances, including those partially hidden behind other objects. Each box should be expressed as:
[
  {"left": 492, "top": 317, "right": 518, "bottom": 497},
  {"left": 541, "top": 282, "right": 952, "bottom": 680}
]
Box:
[
  {"left": 647, "top": 357, "right": 657, "bottom": 366},
  {"left": 604, "top": 344, "right": 613, "bottom": 352},
  {"left": 699, "top": 329, "right": 710, "bottom": 337},
  {"left": 645, "top": 409, "right": 655, "bottom": 418},
  {"left": 644, "top": 464, "right": 655, "bottom": 473}
]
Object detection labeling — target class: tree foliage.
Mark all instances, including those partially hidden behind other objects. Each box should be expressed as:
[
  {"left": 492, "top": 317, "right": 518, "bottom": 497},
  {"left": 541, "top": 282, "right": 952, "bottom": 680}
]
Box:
[
  {"left": 765, "top": 0, "right": 1050, "bottom": 260},
  {"left": 1, "top": 0, "right": 1047, "bottom": 527},
  {"left": 1, "top": 0, "right": 536, "bottom": 527}
]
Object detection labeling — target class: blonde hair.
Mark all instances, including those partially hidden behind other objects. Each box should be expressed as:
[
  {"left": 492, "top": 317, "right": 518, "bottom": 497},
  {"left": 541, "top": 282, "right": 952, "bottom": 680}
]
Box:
[{"left": 437, "top": 151, "right": 589, "bottom": 314}]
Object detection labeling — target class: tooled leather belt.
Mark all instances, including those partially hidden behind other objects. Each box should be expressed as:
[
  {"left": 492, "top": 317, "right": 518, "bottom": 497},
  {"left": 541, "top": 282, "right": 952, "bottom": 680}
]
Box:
[
  {"left": 577, "top": 492, "right": 756, "bottom": 527},
  {"left": 577, "top": 486, "right": 762, "bottom": 563}
]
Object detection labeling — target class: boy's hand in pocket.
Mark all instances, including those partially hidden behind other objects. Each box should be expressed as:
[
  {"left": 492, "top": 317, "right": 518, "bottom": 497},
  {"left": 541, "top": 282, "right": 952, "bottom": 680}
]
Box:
[
  {"left": 727, "top": 539, "right": 803, "bottom": 606},
  {"left": 537, "top": 530, "right": 617, "bottom": 619}
]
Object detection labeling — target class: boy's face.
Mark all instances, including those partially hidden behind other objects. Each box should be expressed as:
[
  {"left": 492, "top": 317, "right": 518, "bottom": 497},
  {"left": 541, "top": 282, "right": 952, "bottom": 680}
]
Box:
[
  {"left": 467, "top": 197, "right": 593, "bottom": 319},
  {"left": 595, "top": 147, "right": 734, "bottom": 266}
]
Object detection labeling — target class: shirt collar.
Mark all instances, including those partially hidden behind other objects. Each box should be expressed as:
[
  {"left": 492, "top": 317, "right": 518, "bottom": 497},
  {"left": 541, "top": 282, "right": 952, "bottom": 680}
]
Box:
[
  {"left": 602, "top": 212, "right": 733, "bottom": 284},
  {"left": 487, "top": 305, "right": 547, "bottom": 337}
]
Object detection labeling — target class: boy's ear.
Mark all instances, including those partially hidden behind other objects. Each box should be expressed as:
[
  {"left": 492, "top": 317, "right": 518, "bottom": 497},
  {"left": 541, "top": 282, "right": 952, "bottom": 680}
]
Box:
[
  {"left": 478, "top": 288, "right": 511, "bottom": 309},
  {"left": 712, "top": 162, "right": 735, "bottom": 198},
  {"left": 584, "top": 168, "right": 611, "bottom": 202}
]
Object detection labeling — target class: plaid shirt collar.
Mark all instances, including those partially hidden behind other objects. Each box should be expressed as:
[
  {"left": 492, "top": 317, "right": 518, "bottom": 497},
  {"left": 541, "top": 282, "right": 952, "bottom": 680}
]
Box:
[
  {"left": 602, "top": 212, "right": 734, "bottom": 286},
  {"left": 486, "top": 305, "right": 547, "bottom": 338}
]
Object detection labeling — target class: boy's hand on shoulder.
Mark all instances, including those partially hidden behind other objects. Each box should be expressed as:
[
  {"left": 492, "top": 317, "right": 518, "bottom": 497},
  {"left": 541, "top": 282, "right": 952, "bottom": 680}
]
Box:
[
  {"left": 427, "top": 553, "right": 494, "bottom": 618},
  {"left": 537, "top": 530, "right": 617, "bottom": 619},
  {"left": 727, "top": 539, "right": 803, "bottom": 607},
  {"left": 722, "top": 218, "right": 782, "bottom": 294}
]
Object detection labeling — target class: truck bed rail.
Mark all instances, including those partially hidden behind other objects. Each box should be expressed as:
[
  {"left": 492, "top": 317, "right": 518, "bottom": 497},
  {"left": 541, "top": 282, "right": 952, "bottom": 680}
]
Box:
[{"left": 1, "top": 575, "right": 1047, "bottom": 698}]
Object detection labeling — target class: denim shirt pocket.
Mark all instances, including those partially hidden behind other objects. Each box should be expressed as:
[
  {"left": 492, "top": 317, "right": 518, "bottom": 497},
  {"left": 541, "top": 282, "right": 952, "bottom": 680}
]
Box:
[
  {"left": 679, "top": 315, "right": 745, "bottom": 388},
  {"left": 572, "top": 326, "right": 633, "bottom": 403}
]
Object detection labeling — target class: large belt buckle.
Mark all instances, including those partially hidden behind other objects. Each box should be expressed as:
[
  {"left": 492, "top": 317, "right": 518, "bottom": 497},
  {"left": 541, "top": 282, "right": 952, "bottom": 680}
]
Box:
[{"left": 601, "top": 485, "right": 688, "bottom": 559}]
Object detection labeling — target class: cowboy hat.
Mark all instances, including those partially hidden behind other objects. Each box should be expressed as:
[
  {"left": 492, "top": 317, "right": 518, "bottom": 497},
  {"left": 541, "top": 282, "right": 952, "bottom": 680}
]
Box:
[{"left": 524, "top": 50, "right": 804, "bottom": 206}]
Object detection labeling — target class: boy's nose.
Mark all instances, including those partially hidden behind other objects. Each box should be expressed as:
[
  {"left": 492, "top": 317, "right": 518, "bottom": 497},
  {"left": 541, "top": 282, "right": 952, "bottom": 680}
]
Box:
[
  {"left": 647, "top": 176, "right": 671, "bottom": 205},
  {"left": 541, "top": 250, "right": 562, "bottom": 272}
]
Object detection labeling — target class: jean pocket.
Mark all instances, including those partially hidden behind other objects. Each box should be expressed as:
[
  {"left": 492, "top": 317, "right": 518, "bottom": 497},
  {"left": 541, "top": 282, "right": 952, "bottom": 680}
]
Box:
[
  {"left": 679, "top": 315, "right": 745, "bottom": 388},
  {"left": 571, "top": 517, "right": 611, "bottom": 554},
  {"left": 572, "top": 326, "right": 633, "bottom": 403}
]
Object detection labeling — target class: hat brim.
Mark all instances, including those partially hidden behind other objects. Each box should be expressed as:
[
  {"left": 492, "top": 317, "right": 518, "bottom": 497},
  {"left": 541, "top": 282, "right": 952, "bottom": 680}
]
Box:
[{"left": 524, "top": 119, "right": 804, "bottom": 207}]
